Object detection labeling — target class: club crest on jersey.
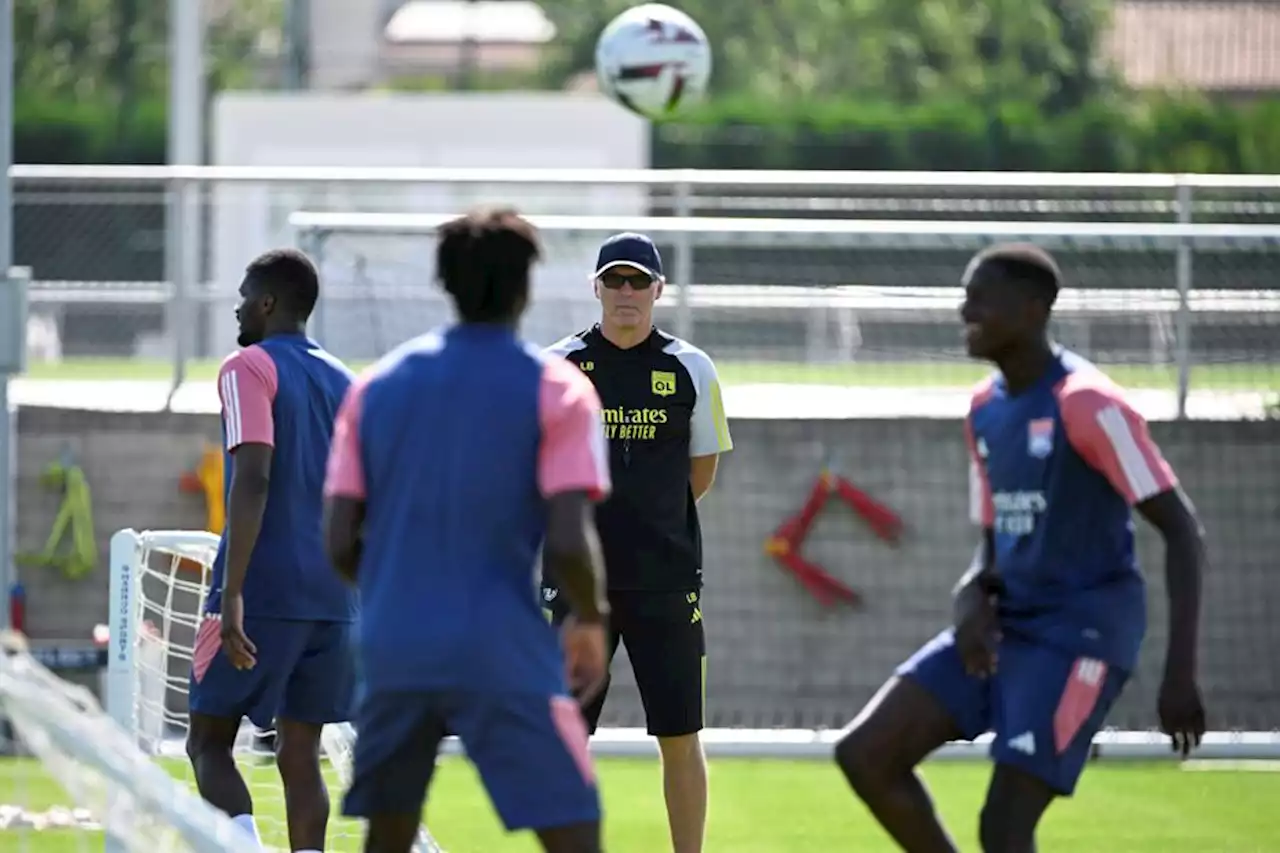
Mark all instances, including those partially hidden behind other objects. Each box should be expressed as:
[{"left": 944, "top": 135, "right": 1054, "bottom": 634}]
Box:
[
  {"left": 1027, "top": 418, "right": 1055, "bottom": 458},
  {"left": 651, "top": 370, "right": 677, "bottom": 397}
]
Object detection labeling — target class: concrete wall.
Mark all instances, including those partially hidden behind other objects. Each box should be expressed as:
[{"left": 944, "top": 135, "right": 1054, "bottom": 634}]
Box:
[{"left": 15, "top": 407, "right": 1280, "bottom": 732}]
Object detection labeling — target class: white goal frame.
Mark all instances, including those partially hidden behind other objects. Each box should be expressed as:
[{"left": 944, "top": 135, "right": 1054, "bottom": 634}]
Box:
[
  {"left": 108, "top": 528, "right": 1278, "bottom": 764},
  {"left": 291, "top": 211, "right": 1280, "bottom": 421},
  {"left": 105, "top": 529, "right": 445, "bottom": 853}
]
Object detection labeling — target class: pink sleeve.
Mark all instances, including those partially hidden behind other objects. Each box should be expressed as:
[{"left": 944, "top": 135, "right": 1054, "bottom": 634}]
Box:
[
  {"left": 1058, "top": 380, "right": 1178, "bottom": 505},
  {"left": 324, "top": 380, "right": 368, "bottom": 499},
  {"left": 218, "top": 346, "right": 277, "bottom": 450},
  {"left": 964, "top": 416, "right": 995, "bottom": 527},
  {"left": 538, "top": 357, "right": 611, "bottom": 500}
]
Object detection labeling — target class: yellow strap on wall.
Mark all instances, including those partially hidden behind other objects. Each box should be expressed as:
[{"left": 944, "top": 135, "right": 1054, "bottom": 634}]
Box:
[{"left": 17, "top": 462, "right": 97, "bottom": 580}]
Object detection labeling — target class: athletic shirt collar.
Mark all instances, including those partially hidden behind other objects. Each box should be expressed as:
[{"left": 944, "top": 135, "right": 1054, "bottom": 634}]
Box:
[{"left": 587, "top": 324, "right": 661, "bottom": 354}]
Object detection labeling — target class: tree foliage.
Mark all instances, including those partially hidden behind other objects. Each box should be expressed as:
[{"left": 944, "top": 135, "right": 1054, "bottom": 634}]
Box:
[
  {"left": 539, "top": 0, "right": 1118, "bottom": 114},
  {"left": 15, "top": 0, "right": 284, "bottom": 111}
]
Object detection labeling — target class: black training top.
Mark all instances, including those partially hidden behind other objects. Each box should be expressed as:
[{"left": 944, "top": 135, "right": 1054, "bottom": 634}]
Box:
[{"left": 544, "top": 325, "right": 733, "bottom": 592}]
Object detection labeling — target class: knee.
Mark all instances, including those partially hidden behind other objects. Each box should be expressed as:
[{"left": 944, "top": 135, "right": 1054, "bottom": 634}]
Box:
[
  {"left": 978, "top": 798, "right": 1030, "bottom": 853},
  {"left": 833, "top": 726, "right": 892, "bottom": 793},
  {"left": 184, "top": 729, "right": 203, "bottom": 763},
  {"left": 978, "top": 800, "right": 1006, "bottom": 852},
  {"left": 275, "top": 732, "right": 321, "bottom": 774},
  {"left": 185, "top": 725, "right": 230, "bottom": 765},
  {"left": 273, "top": 722, "right": 322, "bottom": 773},
  {"left": 656, "top": 732, "right": 703, "bottom": 766}
]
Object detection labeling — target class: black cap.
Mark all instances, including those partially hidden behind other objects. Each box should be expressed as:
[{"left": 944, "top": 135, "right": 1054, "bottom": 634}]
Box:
[{"left": 594, "top": 232, "right": 663, "bottom": 279}]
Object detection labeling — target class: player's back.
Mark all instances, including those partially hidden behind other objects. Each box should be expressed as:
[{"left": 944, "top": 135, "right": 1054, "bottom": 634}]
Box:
[
  {"left": 968, "top": 347, "right": 1175, "bottom": 671},
  {"left": 207, "top": 333, "right": 358, "bottom": 622},
  {"left": 354, "top": 325, "right": 567, "bottom": 695}
]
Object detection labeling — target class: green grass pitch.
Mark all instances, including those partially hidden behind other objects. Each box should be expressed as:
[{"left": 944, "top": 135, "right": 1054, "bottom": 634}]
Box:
[
  {"left": 3, "top": 756, "right": 1279, "bottom": 851},
  {"left": 17, "top": 357, "right": 1280, "bottom": 392}
]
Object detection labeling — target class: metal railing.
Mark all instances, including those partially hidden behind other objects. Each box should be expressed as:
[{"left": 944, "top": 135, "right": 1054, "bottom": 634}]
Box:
[{"left": 12, "top": 165, "right": 1280, "bottom": 418}]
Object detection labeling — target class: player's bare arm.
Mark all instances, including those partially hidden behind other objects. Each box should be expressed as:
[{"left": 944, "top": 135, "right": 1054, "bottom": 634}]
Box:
[
  {"left": 690, "top": 454, "right": 719, "bottom": 501},
  {"left": 688, "top": 348, "right": 732, "bottom": 504},
  {"left": 544, "top": 490, "right": 608, "bottom": 621},
  {"left": 323, "top": 496, "right": 365, "bottom": 584},
  {"left": 955, "top": 399, "right": 1000, "bottom": 678},
  {"left": 953, "top": 528, "right": 1001, "bottom": 678},
  {"left": 323, "top": 377, "right": 368, "bottom": 585},
  {"left": 546, "top": 490, "right": 610, "bottom": 696},
  {"left": 221, "top": 441, "right": 271, "bottom": 669},
  {"left": 1135, "top": 487, "right": 1209, "bottom": 755}
]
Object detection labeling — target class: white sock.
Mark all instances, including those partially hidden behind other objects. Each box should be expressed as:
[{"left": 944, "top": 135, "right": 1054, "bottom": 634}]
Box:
[{"left": 231, "top": 813, "right": 262, "bottom": 845}]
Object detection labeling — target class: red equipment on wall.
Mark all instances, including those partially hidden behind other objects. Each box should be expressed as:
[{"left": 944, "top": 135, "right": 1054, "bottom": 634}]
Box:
[{"left": 764, "top": 467, "right": 904, "bottom": 608}]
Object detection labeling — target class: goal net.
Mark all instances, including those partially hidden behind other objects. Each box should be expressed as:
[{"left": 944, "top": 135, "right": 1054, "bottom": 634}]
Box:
[
  {"left": 292, "top": 211, "right": 1280, "bottom": 760},
  {"left": 106, "top": 529, "right": 444, "bottom": 853},
  {"left": 0, "top": 630, "right": 251, "bottom": 852}
]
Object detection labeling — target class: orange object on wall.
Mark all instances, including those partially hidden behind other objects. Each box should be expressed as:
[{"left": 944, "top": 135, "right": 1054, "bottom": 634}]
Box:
[
  {"left": 177, "top": 444, "right": 224, "bottom": 575},
  {"left": 764, "top": 469, "right": 904, "bottom": 608},
  {"left": 180, "top": 443, "right": 225, "bottom": 535}
]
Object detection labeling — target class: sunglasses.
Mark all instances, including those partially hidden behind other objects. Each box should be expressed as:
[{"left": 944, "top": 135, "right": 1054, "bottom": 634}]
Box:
[{"left": 599, "top": 271, "right": 656, "bottom": 290}]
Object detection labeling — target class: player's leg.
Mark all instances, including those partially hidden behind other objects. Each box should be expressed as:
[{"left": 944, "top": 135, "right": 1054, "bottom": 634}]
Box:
[
  {"left": 834, "top": 629, "right": 989, "bottom": 853},
  {"left": 452, "top": 692, "right": 602, "bottom": 853},
  {"left": 343, "top": 691, "right": 448, "bottom": 853},
  {"left": 186, "top": 616, "right": 304, "bottom": 846},
  {"left": 186, "top": 712, "right": 254, "bottom": 839},
  {"left": 622, "top": 590, "right": 708, "bottom": 853},
  {"left": 277, "top": 620, "right": 358, "bottom": 852},
  {"left": 981, "top": 639, "right": 1129, "bottom": 852},
  {"left": 546, "top": 584, "right": 622, "bottom": 732}
]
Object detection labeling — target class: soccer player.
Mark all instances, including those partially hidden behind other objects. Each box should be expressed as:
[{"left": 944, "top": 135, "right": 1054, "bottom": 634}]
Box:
[
  {"left": 187, "top": 249, "right": 358, "bottom": 853},
  {"left": 833, "top": 243, "right": 1208, "bottom": 853},
  {"left": 323, "top": 209, "right": 612, "bottom": 853},
  {"left": 544, "top": 232, "right": 733, "bottom": 853}
]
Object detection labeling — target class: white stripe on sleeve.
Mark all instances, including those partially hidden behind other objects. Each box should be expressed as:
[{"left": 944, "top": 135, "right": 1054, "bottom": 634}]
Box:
[
  {"left": 221, "top": 369, "right": 242, "bottom": 448},
  {"left": 968, "top": 459, "right": 986, "bottom": 526},
  {"left": 1095, "top": 404, "right": 1161, "bottom": 501}
]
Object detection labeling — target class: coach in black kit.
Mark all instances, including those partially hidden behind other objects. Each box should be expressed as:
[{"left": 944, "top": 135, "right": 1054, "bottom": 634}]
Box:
[{"left": 543, "top": 232, "right": 732, "bottom": 853}]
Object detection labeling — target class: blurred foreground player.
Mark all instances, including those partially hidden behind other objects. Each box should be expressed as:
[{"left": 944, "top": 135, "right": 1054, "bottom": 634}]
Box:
[
  {"left": 834, "top": 244, "right": 1208, "bottom": 853},
  {"left": 187, "top": 249, "right": 358, "bottom": 852},
  {"left": 323, "top": 209, "right": 612, "bottom": 853},
  {"left": 544, "top": 233, "right": 733, "bottom": 853}
]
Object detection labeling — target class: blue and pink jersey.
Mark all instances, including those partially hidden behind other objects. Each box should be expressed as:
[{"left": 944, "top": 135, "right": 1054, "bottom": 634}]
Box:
[
  {"left": 324, "top": 325, "right": 611, "bottom": 697},
  {"left": 966, "top": 348, "right": 1178, "bottom": 672},
  {"left": 206, "top": 333, "right": 358, "bottom": 622}
]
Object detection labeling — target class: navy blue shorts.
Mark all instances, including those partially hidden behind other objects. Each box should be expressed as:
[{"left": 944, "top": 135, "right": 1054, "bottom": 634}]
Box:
[
  {"left": 343, "top": 690, "right": 600, "bottom": 832},
  {"left": 898, "top": 629, "right": 1129, "bottom": 795},
  {"left": 188, "top": 616, "right": 355, "bottom": 730}
]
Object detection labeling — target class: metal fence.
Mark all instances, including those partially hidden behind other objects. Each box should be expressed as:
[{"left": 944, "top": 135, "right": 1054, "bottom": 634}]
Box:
[{"left": 11, "top": 165, "right": 1280, "bottom": 419}]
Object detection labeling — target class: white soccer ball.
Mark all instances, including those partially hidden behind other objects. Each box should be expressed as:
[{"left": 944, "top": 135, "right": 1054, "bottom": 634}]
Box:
[{"left": 595, "top": 4, "right": 712, "bottom": 120}]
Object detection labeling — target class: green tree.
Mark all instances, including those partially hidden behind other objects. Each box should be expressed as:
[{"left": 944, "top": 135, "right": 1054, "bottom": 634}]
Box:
[
  {"left": 538, "top": 0, "right": 1117, "bottom": 113},
  {"left": 15, "top": 0, "right": 285, "bottom": 112}
]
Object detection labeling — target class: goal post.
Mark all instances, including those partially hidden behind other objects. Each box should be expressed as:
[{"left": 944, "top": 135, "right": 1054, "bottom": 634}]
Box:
[
  {"left": 289, "top": 211, "right": 1280, "bottom": 419},
  {"left": 106, "top": 529, "right": 445, "bottom": 853}
]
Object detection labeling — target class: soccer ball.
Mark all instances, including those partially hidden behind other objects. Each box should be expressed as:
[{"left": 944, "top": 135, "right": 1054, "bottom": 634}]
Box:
[{"left": 595, "top": 4, "right": 712, "bottom": 120}]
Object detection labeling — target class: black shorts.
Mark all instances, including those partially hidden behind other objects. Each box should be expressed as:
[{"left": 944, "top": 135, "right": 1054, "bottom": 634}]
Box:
[{"left": 544, "top": 588, "right": 706, "bottom": 738}]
